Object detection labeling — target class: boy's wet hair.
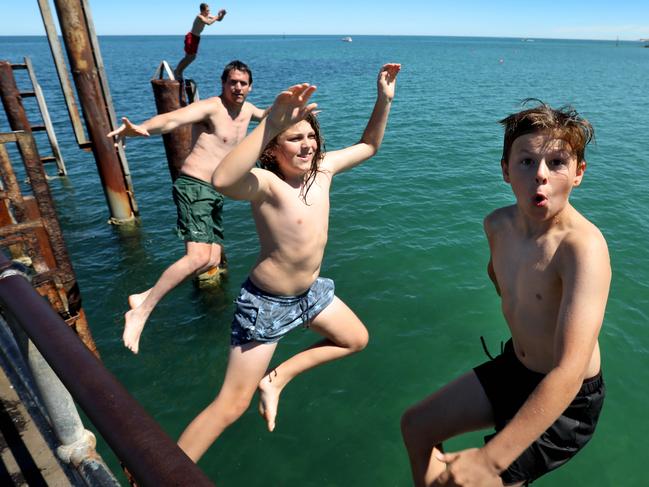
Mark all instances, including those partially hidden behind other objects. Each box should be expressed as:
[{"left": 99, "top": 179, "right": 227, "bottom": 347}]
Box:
[
  {"left": 500, "top": 99, "right": 594, "bottom": 164},
  {"left": 200, "top": 3, "right": 209, "bottom": 12},
  {"left": 221, "top": 60, "right": 253, "bottom": 85},
  {"left": 259, "top": 112, "right": 325, "bottom": 202}
]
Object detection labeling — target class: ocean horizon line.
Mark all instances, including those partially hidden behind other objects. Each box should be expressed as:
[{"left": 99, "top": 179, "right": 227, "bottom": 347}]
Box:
[{"left": 1, "top": 34, "right": 645, "bottom": 43}]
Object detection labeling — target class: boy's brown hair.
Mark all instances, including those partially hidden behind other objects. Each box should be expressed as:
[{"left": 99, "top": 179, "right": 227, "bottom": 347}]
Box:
[{"left": 500, "top": 99, "right": 594, "bottom": 164}]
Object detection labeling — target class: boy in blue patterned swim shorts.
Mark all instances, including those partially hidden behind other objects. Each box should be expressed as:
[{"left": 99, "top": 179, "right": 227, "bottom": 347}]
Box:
[{"left": 174, "top": 64, "right": 401, "bottom": 463}]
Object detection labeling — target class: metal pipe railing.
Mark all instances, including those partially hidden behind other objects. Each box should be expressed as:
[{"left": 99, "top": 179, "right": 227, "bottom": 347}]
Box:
[{"left": 0, "top": 254, "right": 214, "bottom": 487}]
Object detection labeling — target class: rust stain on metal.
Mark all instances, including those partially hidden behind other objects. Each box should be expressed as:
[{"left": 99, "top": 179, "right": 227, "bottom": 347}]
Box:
[
  {"left": 0, "top": 132, "right": 98, "bottom": 354},
  {"left": 0, "top": 61, "right": 32, "bottom": 133},
  {"left": 52, "top": 0, "right": 136, "bottom": 222},
  {"left": 151, "top": 79, "right": 192, "bottom": 182}
]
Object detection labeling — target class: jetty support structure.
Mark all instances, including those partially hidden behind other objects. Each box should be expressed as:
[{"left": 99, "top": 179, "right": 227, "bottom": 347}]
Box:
[
  {"left": 37, "top": 0, "right": 138, "bottom": 224},
  {"left": 0, "top": 253, "right": 215, "bottom": 486}
]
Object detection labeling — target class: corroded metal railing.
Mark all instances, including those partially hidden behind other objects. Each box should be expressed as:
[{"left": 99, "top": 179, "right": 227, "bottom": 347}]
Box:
[{"left": 0, "top": 253, "right": 214, "bottom": 487}]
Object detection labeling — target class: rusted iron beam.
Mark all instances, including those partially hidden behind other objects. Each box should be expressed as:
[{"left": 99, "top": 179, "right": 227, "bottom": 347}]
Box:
[
  {"left": 78, "top": 0, "right": 139, "bottom": 217},
  {"left": 1, "top": 141, "right": 52, "bottom": 272},
  {"left": 0, "top": 257, "right": 215, "bottom": 487},
  {"left": 0, "top": 227, "right": 51, "bottom": 277},
  {"left": 12, "top": 132, "right": 75, "bottom": 284},
  {"left": 151, "top": 79, "right": 192, "bottom": 182},
  {"left": 52, "top": 0, "right": 136, "bottom": 223},
  {"left": 36, "top": 0, "right": 90, "bottom": 147},
  {"left": 2, "top": 130, "right": 96, "bottom": 354},
  {"left": 0, "top": 142, "right": 27, "bottom": 222},
  {"left": 0, "top": 61, "right": 33, "bottom": 133}
]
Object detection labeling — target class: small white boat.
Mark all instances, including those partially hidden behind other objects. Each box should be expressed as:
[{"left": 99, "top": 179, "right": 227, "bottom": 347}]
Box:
[{"left": 341, "top": 36, "right": 352, "bottom": 43}]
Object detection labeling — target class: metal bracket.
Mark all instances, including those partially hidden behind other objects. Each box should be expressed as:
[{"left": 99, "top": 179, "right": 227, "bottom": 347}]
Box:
[
  {"left": 153, "top": 60, "right": 176, "bottom": 81},
  {"left": 0, "top": 260, "right": 32, "bottom": 282}
]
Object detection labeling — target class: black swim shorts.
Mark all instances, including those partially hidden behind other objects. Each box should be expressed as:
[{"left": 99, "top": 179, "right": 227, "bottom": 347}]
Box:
[{"left": 473, "top": 339, "right": 605, "bottom": 485}]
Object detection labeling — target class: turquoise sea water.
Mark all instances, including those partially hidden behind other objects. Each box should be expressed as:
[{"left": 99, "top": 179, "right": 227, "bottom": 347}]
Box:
[{"left": 1, "top": 35, "right": 648, "bottom": 486}]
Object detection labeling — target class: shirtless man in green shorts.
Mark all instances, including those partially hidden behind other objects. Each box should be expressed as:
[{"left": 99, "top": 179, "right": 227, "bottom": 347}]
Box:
[{"left": 108, "top": 60, "right": 266, "bottom": 354}]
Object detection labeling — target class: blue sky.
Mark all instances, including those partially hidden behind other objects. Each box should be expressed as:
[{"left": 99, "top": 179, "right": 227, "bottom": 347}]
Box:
[{"left": 3, "top": 0, "right": 649, "bottom": 40}]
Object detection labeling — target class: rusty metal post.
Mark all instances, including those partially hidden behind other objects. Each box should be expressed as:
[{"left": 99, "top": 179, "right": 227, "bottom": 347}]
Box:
[
  {"left": 0, "top": 259, "right": 216, "bottom": 487},
  {"left": 151, "top": 79, "right": 192, "bottom": 182},
  {"left": 12, "top": 133, "right": 74, "bottom": 285},
  {"left": 1, "top": 132, "right": 96, "bottom": 353},
  {"left": 0, "top": 61, "right": 33, "bottom": 133},
  {"left": 0, "top": 142, "right": 57, "bottom": 271},
  {"left": 52, "top": 0, "right": 136, "bottom": 224}
]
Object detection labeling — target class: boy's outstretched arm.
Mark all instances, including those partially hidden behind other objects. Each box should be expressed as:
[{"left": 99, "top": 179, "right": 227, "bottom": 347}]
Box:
[
  {"left": 106, "top": 99, "right": 216, "bottom": 145},
  {"left": 435, "top": 233, "right": 611, "bottom": 486},
  {"left": 324, "top": 63, "right": 400, "bottom": 175},
  {"left": 212, "top": 84, "right": 317, "bottom": 201}
]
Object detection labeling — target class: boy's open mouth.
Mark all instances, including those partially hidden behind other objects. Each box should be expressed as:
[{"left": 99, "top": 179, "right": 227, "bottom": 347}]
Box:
[{"left": 533, "top": 193, "right": 548, "bottom": 207}]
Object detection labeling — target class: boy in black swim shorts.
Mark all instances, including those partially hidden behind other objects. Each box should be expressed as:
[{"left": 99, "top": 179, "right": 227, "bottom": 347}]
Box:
[
  {"left": 401, "top": 101, "right": 611, "bottom": 486},
  {"left": 474, "top": 340, "right": 605, "bottom": 484}
]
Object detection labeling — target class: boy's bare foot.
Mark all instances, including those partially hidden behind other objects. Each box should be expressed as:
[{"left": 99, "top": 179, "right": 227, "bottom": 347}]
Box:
[
  {"left": 123, "top": 308, "right": 147, "bottom": 354},
  {"left": 128, "top": 290, "right": 151, "bottom": 310},
  {"left": 258, "top": 369, "right": 282, "bottom": 432}
]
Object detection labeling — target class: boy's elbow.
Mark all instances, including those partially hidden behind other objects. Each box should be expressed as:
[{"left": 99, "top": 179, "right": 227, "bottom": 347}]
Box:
[
  {"left": 359, "top": 140, "right": 379, "bottom": 158},
  {"left": 367, "top": 144, "right": 380, "bottom": 159}
]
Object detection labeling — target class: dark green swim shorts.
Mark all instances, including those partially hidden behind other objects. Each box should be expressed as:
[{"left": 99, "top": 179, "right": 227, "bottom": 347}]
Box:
[{"left": 172, "top": 174, "right": 224, "bottom": 244}]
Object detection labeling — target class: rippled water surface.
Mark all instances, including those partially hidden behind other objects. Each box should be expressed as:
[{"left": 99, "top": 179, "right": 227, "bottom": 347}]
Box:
[{"left": 1, "top": 35, "right": 648, "bottom": 486}]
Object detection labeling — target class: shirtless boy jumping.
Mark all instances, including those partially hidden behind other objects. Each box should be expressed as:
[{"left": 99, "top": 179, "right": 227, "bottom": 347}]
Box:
[
  {"left": 108, "top": 60, "right": 266, "bottom": 354},
  {"left": 175, "top": 3, "right": 227, "bottom": 80},
  {"left": 175, "top": 63, "right": 400, "bottom": 462},
  {"left": 401, "top": 102, "right": 610, "bottom": 486}
]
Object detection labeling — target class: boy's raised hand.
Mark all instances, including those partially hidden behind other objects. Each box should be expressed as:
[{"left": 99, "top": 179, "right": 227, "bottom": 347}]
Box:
[
  {"left": 266, "top": 84, "right": 317, "bottom": 134},
  {"left": 107, "top": 117, "right": 149, "bottom": 146},
  {"left": 377, "top": 63, "right": 401, "bottom": 101}
]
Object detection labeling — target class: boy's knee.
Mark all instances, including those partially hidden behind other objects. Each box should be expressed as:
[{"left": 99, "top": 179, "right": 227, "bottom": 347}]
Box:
[
  {"left": 187, "top": 250, "right": 212, "bottom": 272},
  {"left": 229, "top": 398, "right": 252, "bottom": 418},
  {"left": 217, "top": 396, "right": 252, "bottom": 424},
  {"left": 341, "top": 326, "right": 368, "bottom": 353},
  {"left": 351, "top": 328, "right": 369, "bottom": 352},
  {"left": 209, "top": 245, "right": 223, "bottom": 268}
]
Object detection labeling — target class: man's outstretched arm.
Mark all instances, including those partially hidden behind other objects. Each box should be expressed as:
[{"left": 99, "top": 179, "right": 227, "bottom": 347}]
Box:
[{"left": 107, "top": 99, "right": 216, "bottom": 144}]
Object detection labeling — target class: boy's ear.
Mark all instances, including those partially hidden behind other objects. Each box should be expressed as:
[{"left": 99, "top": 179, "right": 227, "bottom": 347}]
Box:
[
  {"left": 573, "top": 159, "right": 586, "bottom": 187},
  {"left": 501, "top": 158, "right": 510, "bottom": 183}
]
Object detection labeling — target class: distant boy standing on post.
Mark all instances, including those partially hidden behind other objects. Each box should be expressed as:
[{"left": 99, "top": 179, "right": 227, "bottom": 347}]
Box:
[
  {"left": 401, "top": 102, "right": 610, "bottom": 486},
  {"left": 175, "top": 4, "right": 227, "bottom": 80}
]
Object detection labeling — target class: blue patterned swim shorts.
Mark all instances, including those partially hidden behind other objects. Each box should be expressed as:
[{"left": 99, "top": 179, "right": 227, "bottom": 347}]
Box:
[{"left": 230, "top": 277, "right": 335, "bottom": 346}]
